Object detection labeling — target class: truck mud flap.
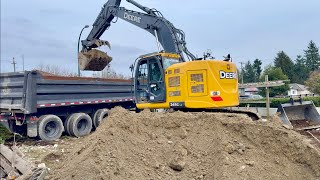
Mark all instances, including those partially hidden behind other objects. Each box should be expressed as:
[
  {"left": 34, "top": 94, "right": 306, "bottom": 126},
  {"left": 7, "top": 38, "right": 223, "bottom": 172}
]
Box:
[{"left": 27, "top": 121, "right": 38, "bottom": 138}]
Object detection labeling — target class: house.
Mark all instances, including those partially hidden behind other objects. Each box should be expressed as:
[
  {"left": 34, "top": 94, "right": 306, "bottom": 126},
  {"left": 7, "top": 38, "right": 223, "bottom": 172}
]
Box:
[
  {"left": 288, "top": 83, "right": 312, "bottom": 96},
  {"left": 239, "top": 86, "right": 260, "bottom": 96}
]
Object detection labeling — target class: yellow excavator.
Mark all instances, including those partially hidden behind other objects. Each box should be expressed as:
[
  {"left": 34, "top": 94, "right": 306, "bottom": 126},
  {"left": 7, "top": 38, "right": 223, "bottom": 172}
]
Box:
[{"left": 79, "top": 0, "right": 254, "bottom": 117}]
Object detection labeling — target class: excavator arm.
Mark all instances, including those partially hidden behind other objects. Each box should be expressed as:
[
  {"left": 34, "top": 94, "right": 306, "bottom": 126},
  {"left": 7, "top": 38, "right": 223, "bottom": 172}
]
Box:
[{"left": 80, "top": 0, "right": 196, "bottom": 71}]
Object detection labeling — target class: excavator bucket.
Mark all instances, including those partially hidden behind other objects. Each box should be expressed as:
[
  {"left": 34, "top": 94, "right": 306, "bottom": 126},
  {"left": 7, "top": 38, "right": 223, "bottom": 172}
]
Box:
[
  {"left": 277, "top": 101, "right": 320, "bottom": 129},
  {"left": 79, "top": 40, "right": 112, "bottom": 71},
  {"left": 79, "top": 49, "right": 112, "bottom": 71}
]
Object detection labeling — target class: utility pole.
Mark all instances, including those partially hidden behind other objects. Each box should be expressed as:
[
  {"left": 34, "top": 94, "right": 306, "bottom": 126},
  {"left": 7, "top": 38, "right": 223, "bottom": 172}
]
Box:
[
  {"left": 265, "top": 75, "right": 270, "bottom": 119},
  {"left": 11, "top": 57, "right": 17, "bottom": 72},
  {"left": 239, "top": 62, "right": 245, "bottom": 84},
  {"left": 21, "top": 55, "right": 25, "bottom": 71}
]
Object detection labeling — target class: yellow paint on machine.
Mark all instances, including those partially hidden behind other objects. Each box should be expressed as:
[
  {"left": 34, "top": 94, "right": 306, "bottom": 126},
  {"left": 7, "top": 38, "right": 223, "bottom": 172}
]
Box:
[{"left": 136, "top": 58, "right": 239, "bottom": 109}]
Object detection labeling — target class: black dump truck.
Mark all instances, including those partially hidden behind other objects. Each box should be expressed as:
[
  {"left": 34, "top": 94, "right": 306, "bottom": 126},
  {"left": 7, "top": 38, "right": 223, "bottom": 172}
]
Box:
[{"left": 0, "top": 71, "right": 135, "bottom": 141}]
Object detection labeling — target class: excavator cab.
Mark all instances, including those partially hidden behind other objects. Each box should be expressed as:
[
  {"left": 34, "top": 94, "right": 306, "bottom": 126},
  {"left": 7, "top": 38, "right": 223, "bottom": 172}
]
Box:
[{"left": 134, "top": 53, "right": 179, "bottom": 104}]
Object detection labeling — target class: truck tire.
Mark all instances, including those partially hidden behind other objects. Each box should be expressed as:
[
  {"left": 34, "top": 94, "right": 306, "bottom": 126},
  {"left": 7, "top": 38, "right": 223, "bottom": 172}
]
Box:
[
  {"left": 69, "top": 113, "right": 92, "bottom": 137},
  {"left": 93, "top": 109, "right": 109, "bottom": 129},
  {"left": 64, "top": 115, "right": 73, "bottom": 135},
  {"left": 38, "top": 115, "right": 64, "bottom": 141}
]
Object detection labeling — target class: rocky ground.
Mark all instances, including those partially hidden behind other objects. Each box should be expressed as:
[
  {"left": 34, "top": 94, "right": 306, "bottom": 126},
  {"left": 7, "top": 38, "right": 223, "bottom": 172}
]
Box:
[{"left": 10, "top": 107, "right": 320, "bottom": 180}]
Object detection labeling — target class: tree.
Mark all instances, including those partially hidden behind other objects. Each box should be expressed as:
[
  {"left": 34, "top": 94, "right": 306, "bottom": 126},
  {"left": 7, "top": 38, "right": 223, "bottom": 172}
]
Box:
[
  {"left": 92, "top": 65, "right": 129, "bottom": 79},
  {"left": 36, "top": 64, "right": 77, "bottom": 77},
  {"left": 274, "top": 51, "right": 294, "bottom": 81},
  {"left": 291, "top": 55, "right": 309, "bottom": 84},
  {"left": 259, "top": 65, "right": 289, "bottom": 97},
  {"left": 242, "top": 61, "right": 255, "bottom": 83},
  {"left": 304, "top": 40, "right": 320, "bottom": 71},
  {"left": 305, "top": 71, "right": 320, "bottom": 95},
  {"left": 253, "top": 59, "right": 262, "bottom": 82}
]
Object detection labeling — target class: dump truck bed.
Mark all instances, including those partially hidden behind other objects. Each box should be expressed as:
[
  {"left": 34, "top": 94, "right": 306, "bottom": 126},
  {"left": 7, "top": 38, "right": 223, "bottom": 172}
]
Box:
[{"left": 0, "top": 71, "right": 134, "bottom": 114}]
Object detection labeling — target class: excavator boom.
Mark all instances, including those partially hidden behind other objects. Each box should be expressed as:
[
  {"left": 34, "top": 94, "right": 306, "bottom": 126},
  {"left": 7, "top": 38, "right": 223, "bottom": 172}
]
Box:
[{"left": 79, "top": 0, "right": 196, "bottom": 71}]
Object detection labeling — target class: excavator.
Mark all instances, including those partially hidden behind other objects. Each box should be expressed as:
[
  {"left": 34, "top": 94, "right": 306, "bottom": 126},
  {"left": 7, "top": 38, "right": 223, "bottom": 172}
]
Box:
[{"left": 80, "top": 0, "right": 257, "bottom": 118}]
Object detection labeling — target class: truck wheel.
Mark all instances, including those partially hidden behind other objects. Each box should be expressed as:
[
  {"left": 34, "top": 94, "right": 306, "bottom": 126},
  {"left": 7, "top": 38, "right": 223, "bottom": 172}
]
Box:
[
  {"left": 64, "top": 115, "right": 73, "bottom": 135},
  {"left": 38, "top": 115, "right": 64, "bottom": 141},
  {"left": 69, "top": 113, "right": 92, "bottom": 137},
  {"left": 93, "top": 109, "right": 109, "bottom": 129}
]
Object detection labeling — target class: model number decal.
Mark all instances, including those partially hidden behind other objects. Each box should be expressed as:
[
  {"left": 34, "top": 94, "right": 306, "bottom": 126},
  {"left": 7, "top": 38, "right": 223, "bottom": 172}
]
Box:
[
  {"left": 220, "top": 71, "right": 237, "bottom": 79},
  {"left": 169, "top": 102, "right": 185, "bottom": 108}
]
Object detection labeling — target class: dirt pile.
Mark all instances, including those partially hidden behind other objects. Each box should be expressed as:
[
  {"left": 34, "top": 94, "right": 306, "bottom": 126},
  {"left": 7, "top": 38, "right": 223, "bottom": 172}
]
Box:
[{"left": 49, "top": 107, "right": 320, "bottom": 180}]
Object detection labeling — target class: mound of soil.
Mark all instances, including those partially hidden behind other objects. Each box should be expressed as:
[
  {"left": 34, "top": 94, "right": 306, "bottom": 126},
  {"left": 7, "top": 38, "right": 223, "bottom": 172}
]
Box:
[{"left": 49, "top": 107, "right": 320, "bottom": 180}]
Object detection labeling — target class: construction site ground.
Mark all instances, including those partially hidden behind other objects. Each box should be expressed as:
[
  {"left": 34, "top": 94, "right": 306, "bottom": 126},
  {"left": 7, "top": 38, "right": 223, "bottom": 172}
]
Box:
[{"left": 4, "top": 107, "right": 320, "bottom": 180}]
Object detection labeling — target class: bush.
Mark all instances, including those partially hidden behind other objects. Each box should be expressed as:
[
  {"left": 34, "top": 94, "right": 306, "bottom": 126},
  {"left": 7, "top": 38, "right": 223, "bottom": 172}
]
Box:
[
  {"left": 0, "top": 124, "right": 13, "bottom": 144},
  {"left": 303, "top": 96, "right": 320, "bottom": 107}
]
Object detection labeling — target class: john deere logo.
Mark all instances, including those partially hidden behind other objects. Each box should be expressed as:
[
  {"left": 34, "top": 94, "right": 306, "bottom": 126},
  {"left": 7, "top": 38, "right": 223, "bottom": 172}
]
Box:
[
  {"left": 220, "top": 71, "right": 237, "bottom": 79},
  {"left": 124, "top": 12, "right": 141, "bottom": 23}
]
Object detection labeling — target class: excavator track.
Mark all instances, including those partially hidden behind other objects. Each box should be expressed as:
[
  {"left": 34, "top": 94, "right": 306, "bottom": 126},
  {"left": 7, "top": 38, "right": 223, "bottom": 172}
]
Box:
[{"left": 178, "top": 108, "right": 261, "bottom": 121}]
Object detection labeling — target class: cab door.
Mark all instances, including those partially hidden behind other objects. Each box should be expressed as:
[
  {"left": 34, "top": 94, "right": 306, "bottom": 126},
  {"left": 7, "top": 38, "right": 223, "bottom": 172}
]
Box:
[
  {"left": 148, "top": 58, "right": 166, "bottom": 102},
  {"left": 134, "top": 57, "right": 166, "bottom": 104}
]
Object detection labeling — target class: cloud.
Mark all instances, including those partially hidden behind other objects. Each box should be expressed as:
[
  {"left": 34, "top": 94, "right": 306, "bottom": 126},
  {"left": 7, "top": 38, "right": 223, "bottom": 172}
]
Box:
[{"left": 1, "top": 0, "right": 320, "bottom": 75}]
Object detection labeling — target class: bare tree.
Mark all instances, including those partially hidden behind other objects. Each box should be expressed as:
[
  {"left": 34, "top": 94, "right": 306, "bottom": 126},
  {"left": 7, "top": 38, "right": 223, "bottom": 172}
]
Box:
[
  {"left": 35, "top": 64, "right": 78, "bottom": 77},
  {"left": 92, "top": 65, "right": 130, "bottom": 79}
]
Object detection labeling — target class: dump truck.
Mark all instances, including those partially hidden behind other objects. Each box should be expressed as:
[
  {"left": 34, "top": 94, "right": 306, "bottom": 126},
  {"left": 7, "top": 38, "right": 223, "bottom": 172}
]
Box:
[{"left": 0, "top": 71, "right": 135, "bottom": 141}]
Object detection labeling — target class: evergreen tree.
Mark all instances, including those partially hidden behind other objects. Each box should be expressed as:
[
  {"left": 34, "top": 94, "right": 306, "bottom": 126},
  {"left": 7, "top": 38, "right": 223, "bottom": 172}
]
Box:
[
  {"left": 253, "top": 59, "right": 262, "bottom": 82},
  {"left": 304, "top": 40, "right": 320, "bottom": 71},
  {"left": 292, "top": 55, "right": 309, "bottom": 84},
  {"left": 243, "top": 61, "right": 255, "bottom": 83},
  {"left": 274, "top": 51, "right": 294, "bottom": 81}
]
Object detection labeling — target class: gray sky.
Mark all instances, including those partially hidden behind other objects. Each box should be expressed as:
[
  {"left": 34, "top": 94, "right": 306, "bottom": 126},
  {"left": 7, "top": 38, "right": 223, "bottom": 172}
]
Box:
[{"left": 1, "top": 0, "right": 320, "bottom": 75}]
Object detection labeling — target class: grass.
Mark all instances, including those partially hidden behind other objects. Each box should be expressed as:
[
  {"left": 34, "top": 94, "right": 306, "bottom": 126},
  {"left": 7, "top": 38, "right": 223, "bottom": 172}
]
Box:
[{"left": 0, "top": 124, "right": 13, "bottom": 144}]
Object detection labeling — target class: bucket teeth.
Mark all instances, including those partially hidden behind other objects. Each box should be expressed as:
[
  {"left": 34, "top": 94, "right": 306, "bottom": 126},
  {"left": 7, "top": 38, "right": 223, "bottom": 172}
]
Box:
[{"left": 93, "top": 39, "right": 111, "bottom": 49}]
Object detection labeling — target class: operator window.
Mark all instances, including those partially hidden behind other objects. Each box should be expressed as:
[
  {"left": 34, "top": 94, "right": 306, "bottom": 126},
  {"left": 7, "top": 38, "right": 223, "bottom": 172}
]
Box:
[
  {"left": 137, "top": 61, "right": 148, "bottom": 102},
  {"left": 138, "top": 62, "right": 148, "bottom": 86},
  {"left": 149, "top": 63, "right": 162, "bottom": 82}
]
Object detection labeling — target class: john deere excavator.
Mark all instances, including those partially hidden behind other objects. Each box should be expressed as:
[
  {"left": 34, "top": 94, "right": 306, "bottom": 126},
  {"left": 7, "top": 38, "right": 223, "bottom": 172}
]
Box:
[{"left": 80, "top": 0, "right": 256, "bottom": 117}]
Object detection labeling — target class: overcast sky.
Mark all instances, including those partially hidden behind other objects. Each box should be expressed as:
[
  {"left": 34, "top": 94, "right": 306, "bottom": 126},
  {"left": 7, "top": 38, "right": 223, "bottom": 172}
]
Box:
[{"left": 1, "top": 0, "right": 320, "bottom": 75}]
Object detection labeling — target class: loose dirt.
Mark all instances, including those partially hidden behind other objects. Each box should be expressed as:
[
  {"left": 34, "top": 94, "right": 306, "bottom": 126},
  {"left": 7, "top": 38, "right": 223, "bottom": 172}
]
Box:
[{"left": 15, "top": 107, "right": 320, "bottom": 180}]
